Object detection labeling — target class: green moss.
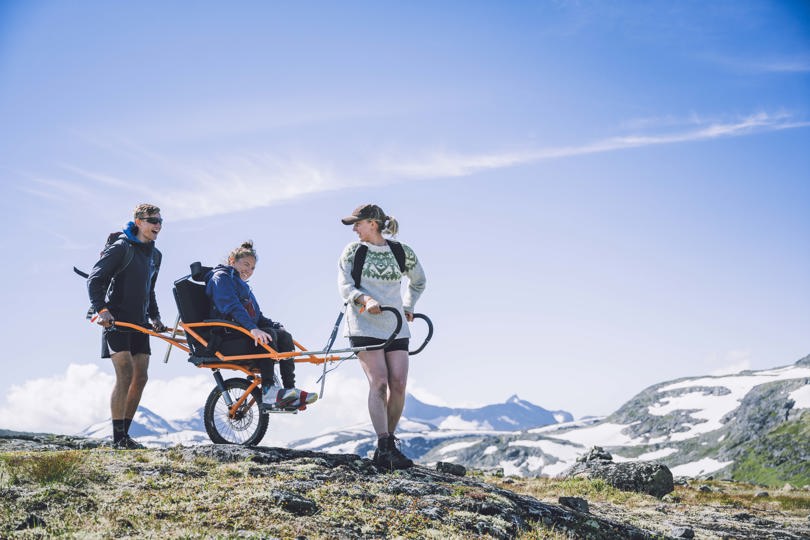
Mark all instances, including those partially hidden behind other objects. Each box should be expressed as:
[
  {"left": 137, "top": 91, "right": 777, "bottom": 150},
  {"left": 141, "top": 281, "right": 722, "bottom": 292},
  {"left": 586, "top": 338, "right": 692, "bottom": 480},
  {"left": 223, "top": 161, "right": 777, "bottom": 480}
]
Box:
[{"left": 731, "top": 413, "right": 810, "bottom": 487}]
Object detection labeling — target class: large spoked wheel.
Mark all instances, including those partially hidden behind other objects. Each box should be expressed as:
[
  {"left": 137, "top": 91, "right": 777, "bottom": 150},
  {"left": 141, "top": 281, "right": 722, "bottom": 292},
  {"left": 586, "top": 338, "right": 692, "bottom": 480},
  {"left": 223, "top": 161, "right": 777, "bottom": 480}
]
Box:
[{"left": 204, "top": 377, "right": 268, "bottom": 445}]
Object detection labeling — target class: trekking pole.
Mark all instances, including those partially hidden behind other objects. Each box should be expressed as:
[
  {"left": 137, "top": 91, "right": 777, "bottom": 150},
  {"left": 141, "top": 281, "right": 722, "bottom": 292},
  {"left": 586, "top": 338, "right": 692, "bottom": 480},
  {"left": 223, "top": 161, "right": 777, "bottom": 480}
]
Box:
[
  {"left": 163, "top": 314, "right": 181, "bottom": 364},
  {"left": 317, "top": 303, "right": 347, "bottom": 399}
]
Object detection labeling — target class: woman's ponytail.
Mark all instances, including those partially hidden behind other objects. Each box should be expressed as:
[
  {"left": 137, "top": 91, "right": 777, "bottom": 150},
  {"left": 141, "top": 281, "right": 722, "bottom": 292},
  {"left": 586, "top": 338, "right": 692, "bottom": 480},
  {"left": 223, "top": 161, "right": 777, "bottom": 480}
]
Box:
[{"left": 383, "top": 215, "right": 399, "bottom": 236}]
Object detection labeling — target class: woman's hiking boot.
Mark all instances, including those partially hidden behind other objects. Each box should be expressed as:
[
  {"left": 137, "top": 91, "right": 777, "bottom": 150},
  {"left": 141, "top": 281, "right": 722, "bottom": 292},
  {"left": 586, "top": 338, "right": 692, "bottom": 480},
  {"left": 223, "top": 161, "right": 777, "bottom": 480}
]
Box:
[
  {"left": 113, "top": 435, "right": 145, "bottom": 450},
  {"left": 372, "top": 435, "right": 413, "bottom": 470}
]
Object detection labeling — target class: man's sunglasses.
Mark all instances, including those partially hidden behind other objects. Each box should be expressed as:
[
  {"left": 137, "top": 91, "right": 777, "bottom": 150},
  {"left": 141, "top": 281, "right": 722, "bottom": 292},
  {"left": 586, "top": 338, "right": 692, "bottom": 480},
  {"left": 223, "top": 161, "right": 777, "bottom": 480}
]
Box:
[{"left": 138, "top": 216, "right": 163, "bottom": 225}]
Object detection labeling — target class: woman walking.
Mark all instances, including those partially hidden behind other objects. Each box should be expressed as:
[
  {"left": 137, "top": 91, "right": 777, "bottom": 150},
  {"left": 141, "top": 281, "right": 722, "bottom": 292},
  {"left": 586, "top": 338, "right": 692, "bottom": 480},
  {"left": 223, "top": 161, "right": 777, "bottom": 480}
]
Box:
[{"left": 338, "top": 204, "right": 426, "bottom": 469}]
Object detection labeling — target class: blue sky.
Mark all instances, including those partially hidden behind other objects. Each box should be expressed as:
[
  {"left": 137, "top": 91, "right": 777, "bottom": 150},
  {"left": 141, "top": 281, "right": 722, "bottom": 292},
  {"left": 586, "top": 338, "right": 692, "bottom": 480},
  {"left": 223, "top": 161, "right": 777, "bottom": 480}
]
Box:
[{"left": 1, "top": 1, "right": 808, "bottom": 443}]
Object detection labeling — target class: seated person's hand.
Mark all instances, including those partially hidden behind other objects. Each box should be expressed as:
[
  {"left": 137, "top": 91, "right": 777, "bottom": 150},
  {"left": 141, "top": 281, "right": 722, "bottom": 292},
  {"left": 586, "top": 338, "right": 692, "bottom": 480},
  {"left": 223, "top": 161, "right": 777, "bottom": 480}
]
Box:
[
  {"left": 151, "top": 318, "right": 167, "bottom": 333},
  {"left": 250, "top": 328, "right": 273, "bottom": 346}
]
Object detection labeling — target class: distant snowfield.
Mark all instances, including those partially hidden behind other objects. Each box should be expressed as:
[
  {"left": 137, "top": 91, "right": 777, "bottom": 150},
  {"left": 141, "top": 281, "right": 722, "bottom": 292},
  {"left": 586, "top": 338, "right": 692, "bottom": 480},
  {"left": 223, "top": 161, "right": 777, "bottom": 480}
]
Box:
[
  {"left": 613, "top": 447, "right": 678, "bottom": 462},
  {"left": 508, "top": 438, "right": 582, "bottom": 463},
  {"left": 439, "top": 440, "right": 482, "bottom": 455},
  {"left": 670, "top": 457, "right": 734, "bottom": 477},
  {"left": 549, "top": 421, "right": 638, "bottom": 447},
  {"left": 790, "top": 384, "right": 810, "bottom": 409},
  {"left": 438, "top": 415, "right": 492, "bottom": 431},
  {"left": 647, "top": 366, "right": 810, "bottom": 442}
]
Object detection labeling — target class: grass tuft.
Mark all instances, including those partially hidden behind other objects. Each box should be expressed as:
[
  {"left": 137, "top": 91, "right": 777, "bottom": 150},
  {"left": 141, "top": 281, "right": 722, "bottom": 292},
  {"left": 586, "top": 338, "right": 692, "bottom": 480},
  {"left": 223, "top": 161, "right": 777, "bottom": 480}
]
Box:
[{"left": 0, "top": 450, "right": 85, "bottom": 486}]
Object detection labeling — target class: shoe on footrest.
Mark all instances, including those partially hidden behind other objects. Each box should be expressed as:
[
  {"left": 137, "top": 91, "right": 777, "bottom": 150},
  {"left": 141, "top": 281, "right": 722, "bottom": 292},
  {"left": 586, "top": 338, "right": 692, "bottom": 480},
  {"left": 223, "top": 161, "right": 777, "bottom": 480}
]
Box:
[
  {"left": 293, "top": 389, "right": 319, "bottom": 410},
  {"left": 262, "top": 385, "right": 298, "bottom": 408}
]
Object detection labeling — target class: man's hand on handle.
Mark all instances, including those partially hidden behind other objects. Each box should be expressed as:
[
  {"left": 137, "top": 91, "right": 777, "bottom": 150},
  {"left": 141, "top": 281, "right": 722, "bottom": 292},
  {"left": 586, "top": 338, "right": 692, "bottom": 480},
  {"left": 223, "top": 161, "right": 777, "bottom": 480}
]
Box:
[{"left": 96, "top": 309, "right": 115, "bottom": 328}]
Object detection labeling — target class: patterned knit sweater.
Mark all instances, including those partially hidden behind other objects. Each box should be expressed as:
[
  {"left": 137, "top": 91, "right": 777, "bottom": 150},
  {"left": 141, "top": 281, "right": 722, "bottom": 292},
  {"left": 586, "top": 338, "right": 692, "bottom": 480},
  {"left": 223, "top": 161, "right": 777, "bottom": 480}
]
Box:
[{"left": 338, "top": 241, "right": 426, "bottom": 339}]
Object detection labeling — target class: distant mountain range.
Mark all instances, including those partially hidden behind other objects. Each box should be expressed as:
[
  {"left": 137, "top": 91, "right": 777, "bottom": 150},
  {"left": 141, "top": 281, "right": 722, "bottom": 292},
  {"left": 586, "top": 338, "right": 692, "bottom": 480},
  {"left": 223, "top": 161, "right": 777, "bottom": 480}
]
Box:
[
  {"left": 80, "top": 406, "right": 209, "bottom": 447},
  {"left": 79, "top": 354, "right": 810, "bottom": 486},
  {"left": 79, "top": 393, "right": 572, "bottom": 455},
  {"left": 290, "top": 394, "right": 573, "bottom": 461},
  {"left": 411, "top": 354, "right": 810, "bottom": 486}
]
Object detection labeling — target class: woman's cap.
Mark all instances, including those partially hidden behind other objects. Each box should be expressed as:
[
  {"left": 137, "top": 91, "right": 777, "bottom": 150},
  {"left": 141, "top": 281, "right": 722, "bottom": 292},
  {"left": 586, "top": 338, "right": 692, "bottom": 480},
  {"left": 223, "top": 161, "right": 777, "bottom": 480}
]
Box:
[{"left": 341, "top": 204, "right": 386, "bottom": 225}]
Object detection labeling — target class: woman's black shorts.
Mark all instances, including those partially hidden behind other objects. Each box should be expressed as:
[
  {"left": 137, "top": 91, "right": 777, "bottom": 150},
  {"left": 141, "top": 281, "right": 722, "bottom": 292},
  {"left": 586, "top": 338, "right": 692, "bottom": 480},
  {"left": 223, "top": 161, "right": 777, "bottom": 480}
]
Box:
[{"left": 350, "top": 336, "right": 409, "bottom": 352}]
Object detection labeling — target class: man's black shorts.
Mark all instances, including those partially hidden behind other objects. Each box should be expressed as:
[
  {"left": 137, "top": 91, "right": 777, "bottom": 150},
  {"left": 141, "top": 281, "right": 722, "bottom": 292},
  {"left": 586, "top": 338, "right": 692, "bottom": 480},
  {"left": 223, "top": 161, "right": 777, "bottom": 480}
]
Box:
[
  {"left": 102, "top": 329, "right": 151, "bottom": 358},
  {"left": 349, "top": 336, "right": 409, "bottom": 352}
]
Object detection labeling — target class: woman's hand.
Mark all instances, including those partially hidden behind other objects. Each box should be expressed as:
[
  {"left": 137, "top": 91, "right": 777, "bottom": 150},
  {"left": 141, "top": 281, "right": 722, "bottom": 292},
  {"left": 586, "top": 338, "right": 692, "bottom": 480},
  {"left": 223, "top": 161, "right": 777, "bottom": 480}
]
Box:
[
  {"left": 405, "top": 311, "right": 414, "bottom": 322},
  {"left": 250, "top": 328, "right": 274, "bottom": 346},
  {"left": 363, "top": 297, "right": 382, "bottom": 314}
]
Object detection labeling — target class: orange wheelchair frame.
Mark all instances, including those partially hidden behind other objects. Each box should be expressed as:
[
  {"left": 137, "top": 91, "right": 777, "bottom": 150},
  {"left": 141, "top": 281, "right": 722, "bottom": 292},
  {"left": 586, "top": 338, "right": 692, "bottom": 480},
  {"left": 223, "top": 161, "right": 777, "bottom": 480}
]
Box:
[{"left": 101, "top": 262, "right": 433, "bottom": 446}]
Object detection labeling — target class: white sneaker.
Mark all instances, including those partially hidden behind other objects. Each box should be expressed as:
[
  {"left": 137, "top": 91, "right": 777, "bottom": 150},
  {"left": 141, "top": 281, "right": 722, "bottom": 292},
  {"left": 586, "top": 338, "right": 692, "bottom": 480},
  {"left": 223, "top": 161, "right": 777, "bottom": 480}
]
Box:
[{"left": 263, "top": 385, "right": 298, "bottom": 407}]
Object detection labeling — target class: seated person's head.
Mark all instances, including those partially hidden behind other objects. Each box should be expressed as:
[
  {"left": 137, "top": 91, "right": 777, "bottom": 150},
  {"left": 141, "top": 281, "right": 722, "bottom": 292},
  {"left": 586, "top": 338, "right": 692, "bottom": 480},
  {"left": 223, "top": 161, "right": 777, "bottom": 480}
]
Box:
[{"left": 228, "top": 241, "right": 258, "bottom": 281}]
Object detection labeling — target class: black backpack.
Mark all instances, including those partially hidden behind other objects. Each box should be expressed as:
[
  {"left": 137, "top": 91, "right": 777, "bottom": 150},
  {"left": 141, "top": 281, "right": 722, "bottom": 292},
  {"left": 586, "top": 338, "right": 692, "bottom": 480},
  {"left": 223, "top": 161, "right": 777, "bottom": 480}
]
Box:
[
  {"left": 74, "top": 232, "right": 162, "bottom": 319},
  {"left": 351, "top": 240, "right": 407, "bottom": 288}
]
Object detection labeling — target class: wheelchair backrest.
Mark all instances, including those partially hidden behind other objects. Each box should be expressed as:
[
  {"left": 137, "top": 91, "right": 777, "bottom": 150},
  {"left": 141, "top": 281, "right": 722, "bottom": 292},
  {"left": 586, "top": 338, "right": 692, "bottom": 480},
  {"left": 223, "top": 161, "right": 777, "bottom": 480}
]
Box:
[
  {"left": 173, "top": 262, "right": 212, "bottom": 324},
  {"left": 173, "top": 278, "right": 209, "bottom": 324}
]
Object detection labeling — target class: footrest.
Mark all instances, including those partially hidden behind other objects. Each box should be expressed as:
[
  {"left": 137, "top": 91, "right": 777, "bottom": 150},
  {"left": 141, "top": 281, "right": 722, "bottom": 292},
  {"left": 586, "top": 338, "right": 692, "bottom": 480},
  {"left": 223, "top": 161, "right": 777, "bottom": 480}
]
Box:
[
  {"left": 188, "top": 356, "right": 218, "bottom": 365},
  {"left": 259, "top": 403, "right": 300, "bottom": 414}
]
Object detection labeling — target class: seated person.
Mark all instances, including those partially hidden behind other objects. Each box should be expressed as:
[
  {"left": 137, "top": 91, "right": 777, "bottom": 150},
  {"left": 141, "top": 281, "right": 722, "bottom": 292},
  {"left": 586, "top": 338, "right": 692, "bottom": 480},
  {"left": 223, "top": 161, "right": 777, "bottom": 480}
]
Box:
[{"left": 204, "top": 240, "right": 318, "bottom": 410}]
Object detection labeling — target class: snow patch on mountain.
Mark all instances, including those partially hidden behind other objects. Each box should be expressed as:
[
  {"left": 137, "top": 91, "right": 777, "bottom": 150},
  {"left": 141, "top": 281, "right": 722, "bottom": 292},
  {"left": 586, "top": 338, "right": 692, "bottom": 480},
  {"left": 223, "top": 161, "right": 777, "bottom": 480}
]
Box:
[
  {"left": 670, "top": 458, "right": 734, "bottom": 477},
  {"left": 790, "top": 384, "right": 810, "bottom": 408},
  {"left": 420, "top": 356, "right": 810, "bottom": 480},
  {"left": 646, "top": 366, "right": 810, "bottom": 442}
]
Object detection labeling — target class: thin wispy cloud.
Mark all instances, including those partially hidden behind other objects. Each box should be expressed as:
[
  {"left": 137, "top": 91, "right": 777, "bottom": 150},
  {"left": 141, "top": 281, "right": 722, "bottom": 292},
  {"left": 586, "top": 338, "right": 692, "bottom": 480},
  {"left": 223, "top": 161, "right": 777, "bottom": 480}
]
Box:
[
  {"left": 378, "top": 112, "right": 810, "bottom": 179},
  {"left": 703, "top": 53, "right": 810, "bottom": 74},
  {"left": 20, "top": 111, "right": 809, "bottom": 226},
  {"left": 758, "top": 60, "right": 810, "bottom": 73}
]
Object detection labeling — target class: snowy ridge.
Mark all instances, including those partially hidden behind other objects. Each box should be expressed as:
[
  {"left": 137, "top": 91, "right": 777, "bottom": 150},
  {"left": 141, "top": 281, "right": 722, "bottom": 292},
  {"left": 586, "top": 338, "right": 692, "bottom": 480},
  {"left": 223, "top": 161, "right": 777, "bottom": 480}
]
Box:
[
  {"left": 288, "top": 393, "right": 575, "bottom": 461},
  {"left": 424, "top": 356, "right": 810, "bottom": 478},
  {"left": 76, "top": 355, "right": 810, "bottom": 482}
]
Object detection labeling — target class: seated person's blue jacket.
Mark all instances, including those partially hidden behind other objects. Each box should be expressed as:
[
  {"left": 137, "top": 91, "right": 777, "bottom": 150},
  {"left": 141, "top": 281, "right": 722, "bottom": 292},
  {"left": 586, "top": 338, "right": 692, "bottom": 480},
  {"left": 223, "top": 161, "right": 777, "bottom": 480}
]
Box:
[{"left": 204, "top": 264, "right": 281, "bottom": 331}]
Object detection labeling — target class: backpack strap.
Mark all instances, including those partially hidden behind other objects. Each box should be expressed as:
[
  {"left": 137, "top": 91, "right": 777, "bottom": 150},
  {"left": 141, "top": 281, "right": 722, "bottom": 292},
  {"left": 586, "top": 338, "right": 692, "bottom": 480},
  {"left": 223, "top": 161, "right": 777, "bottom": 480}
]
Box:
[
  {"left": 106, "top": 233, "right": 135, "bottom": 278},
  {"left": 386, "top": 240, "right": 407, "bottom": 273},
  {"left": 351, "top": 241, "right": 408, "bottom": 289},
  {"left": 116, "top": 242, "right": 135, "bottom": 277},
  {"left": 351, "top": 244, "right": 368, "bottom": 289},
  {"left": 152, "top": 247, "right": 162, "bottom": 272}
]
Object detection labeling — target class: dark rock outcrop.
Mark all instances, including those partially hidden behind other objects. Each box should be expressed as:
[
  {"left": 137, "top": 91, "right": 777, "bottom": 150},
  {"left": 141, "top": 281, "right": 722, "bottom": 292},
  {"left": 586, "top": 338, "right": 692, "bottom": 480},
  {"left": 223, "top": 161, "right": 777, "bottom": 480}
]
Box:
[{"left": 562, "top": 447, "right": 674, "bottom": 498}]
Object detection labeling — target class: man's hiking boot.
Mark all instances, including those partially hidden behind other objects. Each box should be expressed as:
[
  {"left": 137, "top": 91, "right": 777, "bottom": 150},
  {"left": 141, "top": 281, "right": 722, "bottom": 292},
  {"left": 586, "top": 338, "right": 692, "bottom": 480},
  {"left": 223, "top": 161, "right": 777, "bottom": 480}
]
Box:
[
  {"left": 113, "top": 436, "right": 145, "bottom": 450},
  {"left": 261, "top": 385, "right": 298, "bottom": 410},
  {"left": 372, "top": 435, "right": 413, "bottom": 471}
]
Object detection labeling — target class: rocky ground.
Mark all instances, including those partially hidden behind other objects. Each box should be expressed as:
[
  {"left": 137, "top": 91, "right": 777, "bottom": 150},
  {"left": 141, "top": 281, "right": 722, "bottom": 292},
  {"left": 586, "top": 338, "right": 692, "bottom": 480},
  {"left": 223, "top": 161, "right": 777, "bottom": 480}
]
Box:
[{"left": 0, "top": 432, "right": 808, "bottom": 539}]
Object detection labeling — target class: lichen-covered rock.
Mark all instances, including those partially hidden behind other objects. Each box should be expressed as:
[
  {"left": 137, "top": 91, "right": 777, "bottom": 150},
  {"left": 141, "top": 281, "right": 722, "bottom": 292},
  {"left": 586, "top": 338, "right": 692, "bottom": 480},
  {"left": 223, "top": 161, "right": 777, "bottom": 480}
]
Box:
[
  {"left": 577, "top": 446, "right": 613, "bottom": 462},
  {"left": 437, "top": 461, "right": 467, "bottom": 476},
  {"left": 559, "top": 496, "right": 589, "bottom": 513},
  {"left": 562, "top": 460, "right": 674, "bottom": 498}
]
